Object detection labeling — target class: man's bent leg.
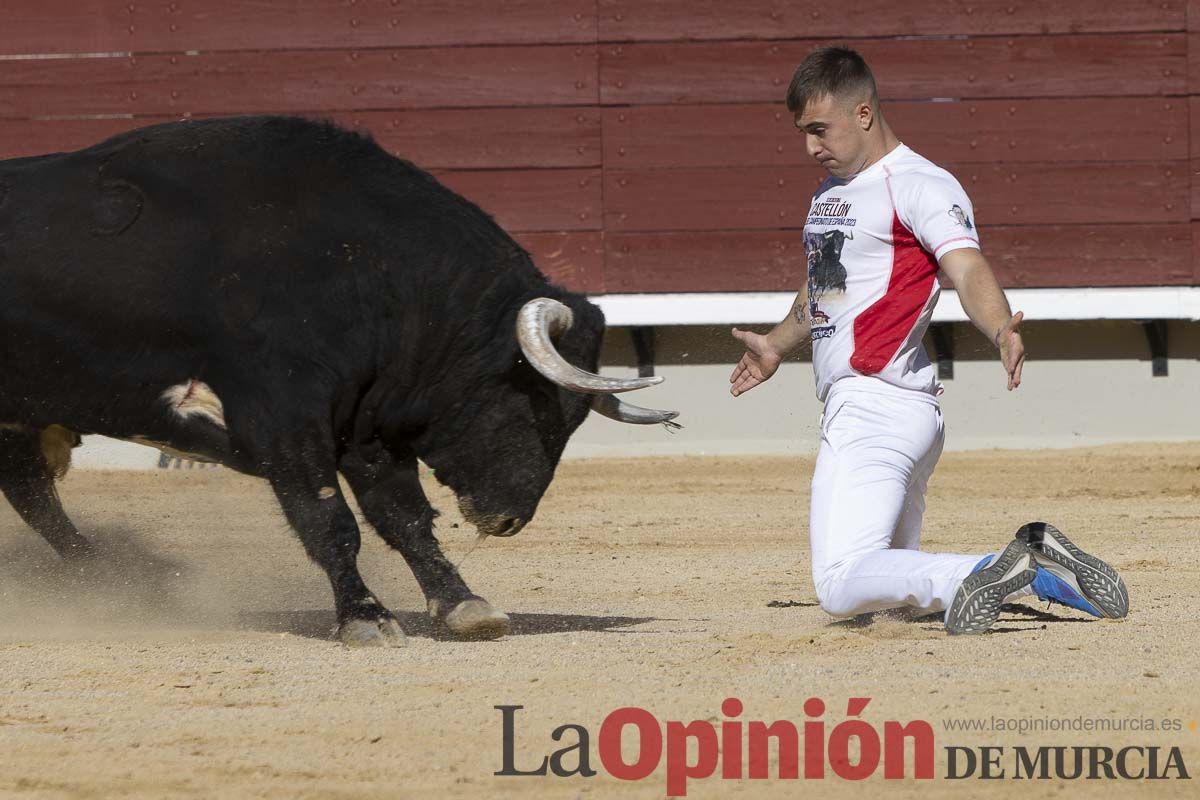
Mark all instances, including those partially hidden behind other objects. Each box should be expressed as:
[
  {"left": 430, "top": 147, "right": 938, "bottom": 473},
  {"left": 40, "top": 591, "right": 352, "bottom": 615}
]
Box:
[
  {"left": 890, "top": 410, "right": 943, "bottom": 552},
  {"left": 809, "top": 391, "right": 983, "bottom": 617}
]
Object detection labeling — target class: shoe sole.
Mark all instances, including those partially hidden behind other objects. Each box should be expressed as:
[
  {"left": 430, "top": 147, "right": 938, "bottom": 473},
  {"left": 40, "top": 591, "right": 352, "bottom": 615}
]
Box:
[
  {"left": 945, "top": 540, "right": 1038, "bottom": 635},
  {"left": 1015, "top": 522, "right": 1129, "bottom": 619}
]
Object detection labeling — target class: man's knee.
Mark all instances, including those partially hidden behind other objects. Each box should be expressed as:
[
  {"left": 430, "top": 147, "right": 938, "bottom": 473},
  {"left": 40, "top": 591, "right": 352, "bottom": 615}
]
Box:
[{"left": 814, "top": 574, "right": 865, "bottom": 618}]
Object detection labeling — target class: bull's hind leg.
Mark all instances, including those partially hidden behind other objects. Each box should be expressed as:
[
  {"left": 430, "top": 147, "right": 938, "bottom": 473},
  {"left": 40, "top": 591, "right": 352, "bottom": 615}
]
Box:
[
  {"left": 261, "top": 434, "right": 405, "bottom": 647},
  {"left": 0, "top": 427, "right": 92, "bottom": 558},
  {"left": 339, "top": 445, "right": 511, "bottom": 640}
]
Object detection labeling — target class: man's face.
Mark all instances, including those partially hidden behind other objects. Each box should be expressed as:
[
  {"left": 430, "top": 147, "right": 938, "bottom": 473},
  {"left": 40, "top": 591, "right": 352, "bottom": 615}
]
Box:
[{"left": 794, "top": 93, "right": 871, "bottom": 179}]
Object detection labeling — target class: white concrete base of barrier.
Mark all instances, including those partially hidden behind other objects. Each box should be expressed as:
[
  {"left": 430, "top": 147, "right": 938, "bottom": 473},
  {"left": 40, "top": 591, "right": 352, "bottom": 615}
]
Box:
[{"left": 592, "top": 287, "right": 1200, "bottom": 326}]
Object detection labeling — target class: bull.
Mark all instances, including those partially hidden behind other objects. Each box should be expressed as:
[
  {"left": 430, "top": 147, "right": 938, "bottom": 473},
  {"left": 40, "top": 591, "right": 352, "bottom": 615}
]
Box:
[{"left": 0, "top": 116, "right": 678, "bottom": 646}]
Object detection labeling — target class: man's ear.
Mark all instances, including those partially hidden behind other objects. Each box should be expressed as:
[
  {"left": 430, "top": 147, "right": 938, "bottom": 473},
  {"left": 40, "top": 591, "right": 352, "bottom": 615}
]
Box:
[{"left": 857, "top": 101, "right": 874, "bottom": 131}]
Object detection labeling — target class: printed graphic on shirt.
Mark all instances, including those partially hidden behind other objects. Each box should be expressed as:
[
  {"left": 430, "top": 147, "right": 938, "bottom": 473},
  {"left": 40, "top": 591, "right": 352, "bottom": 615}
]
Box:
[
  {"left": 948, "top": 204, "right": 973, "bottom": 231},
  {"left": 805, "top": 228, "right": 851, "bottom": 341}
]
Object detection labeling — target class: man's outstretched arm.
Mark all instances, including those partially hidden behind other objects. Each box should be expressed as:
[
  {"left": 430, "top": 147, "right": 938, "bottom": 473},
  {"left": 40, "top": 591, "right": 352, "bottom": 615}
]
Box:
[
  {"left": 937, "top": 248, "right": 1025, "bottom": 391},
  {"left": 729, "top": 284, "right": 811, "bottom": 396}
]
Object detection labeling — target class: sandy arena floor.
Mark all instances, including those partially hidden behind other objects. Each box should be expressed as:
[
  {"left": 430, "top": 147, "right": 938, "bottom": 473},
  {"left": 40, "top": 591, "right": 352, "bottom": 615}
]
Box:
[{"left": 1, "top": 445, "right": 1198, "bottom": 798}]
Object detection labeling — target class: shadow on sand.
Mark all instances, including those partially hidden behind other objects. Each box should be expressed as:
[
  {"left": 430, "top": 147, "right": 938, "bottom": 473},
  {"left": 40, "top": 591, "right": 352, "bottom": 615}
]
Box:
[
  {"left": 237, "top": 608, "right": 658, "bottom": 642},
  {"left": 823, "top": 603, "right": 1094, "bottom": 635}
]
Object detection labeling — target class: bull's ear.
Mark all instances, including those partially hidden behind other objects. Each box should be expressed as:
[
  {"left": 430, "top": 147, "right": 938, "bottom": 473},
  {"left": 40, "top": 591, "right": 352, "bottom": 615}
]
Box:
[{"left": 92, "top": 179, "right": 144, "bottom": 237}]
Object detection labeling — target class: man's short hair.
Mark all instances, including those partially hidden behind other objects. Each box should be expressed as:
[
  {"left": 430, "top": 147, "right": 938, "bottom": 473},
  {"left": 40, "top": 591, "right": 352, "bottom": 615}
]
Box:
[{"left": 785, "top": 46, "right": 878, "bottom": 114}]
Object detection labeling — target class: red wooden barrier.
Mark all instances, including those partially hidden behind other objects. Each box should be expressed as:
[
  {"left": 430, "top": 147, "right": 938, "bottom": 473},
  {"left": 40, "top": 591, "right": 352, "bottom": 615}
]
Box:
[
  {"left": 604, "top": 225, "right": 1194, "bottom": 292},
  {"left": 0, "top": 108, "right": 603, "bottom": 169},
  {"left": 600, "top": 36, "right": 1187, "bottom": 105},
  {"left": 1, "top": 2, "right": 1197, "bottom": 295},
  {"left": 514, "top": 232, "right": 604, "bottom": 293},
  {"left": 0, "top": 46, "right": 598, "bottom": 117},
  {"left": 436, "top": 168, "right": 601, "bottom": 233},
  {"left": 0, "top": 0, "right": 597, "bottom": 55},
  {"left": 603, "top": 163, "right": 1187, "bottom": 231},
  {"left": 602, "top": 99, "right": 1188, "bottom": 169},
  {"left": 597, "top": 0, "right": 1186, "bottom": 41}
]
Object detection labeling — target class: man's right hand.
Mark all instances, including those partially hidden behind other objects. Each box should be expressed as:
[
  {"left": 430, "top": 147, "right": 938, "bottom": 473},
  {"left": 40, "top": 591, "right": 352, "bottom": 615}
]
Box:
[{"left": 729, "top": 328, "right": 784, "bottom": 396}]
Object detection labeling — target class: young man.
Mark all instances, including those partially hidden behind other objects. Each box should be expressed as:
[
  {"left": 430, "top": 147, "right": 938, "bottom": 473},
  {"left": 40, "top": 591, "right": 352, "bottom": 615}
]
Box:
[{"left": 729, "top": 47, "right": 1128, "bottom": 634}]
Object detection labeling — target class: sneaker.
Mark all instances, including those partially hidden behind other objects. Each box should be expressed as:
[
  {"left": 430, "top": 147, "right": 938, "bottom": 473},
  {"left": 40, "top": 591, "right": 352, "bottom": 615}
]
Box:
[
  {"left": 945, "top": 538, "right": 1038, "bottom": 635},
  {"left": 1015, "top": 522, "right": 1129, "bottom": 619}
]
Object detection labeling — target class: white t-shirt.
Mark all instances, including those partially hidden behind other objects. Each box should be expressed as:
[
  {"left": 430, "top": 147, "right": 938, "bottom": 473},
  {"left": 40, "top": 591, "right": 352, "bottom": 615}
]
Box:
[{"left": 803, "top": 144, "right": 979, "bottom": 401}]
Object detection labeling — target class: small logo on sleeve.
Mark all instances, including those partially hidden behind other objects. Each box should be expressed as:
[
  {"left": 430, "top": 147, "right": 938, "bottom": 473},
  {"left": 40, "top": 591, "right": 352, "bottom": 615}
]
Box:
[{"left": 948, "top": 205, "right": 974, "bottom": 231}]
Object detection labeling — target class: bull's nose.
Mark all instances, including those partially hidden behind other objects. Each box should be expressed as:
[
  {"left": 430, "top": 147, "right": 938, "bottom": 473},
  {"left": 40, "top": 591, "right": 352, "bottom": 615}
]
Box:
[{"left": 493, "top": 517, "right": 527, "bottom": 537}]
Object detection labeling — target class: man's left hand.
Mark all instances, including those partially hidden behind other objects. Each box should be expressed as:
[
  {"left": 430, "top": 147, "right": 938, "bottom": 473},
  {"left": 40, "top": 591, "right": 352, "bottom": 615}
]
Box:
[{"left": 996, "top": 310, "right": 1025, "bottom": 391}]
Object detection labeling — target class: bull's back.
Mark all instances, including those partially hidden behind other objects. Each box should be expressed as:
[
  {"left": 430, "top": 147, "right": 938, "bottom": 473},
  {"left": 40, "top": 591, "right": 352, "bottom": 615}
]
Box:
[
  {"left": 0, "top": 116, "right": 543, "bottom": 437},
  {"left": 0, "top": 118, "right": 402, "bottom": 427}
]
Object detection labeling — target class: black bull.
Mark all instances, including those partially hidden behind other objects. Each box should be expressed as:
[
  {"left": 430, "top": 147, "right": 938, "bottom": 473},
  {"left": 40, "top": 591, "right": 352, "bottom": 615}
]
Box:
[{"left": 0, "top": 116, "right": 677, "bottom": 646}]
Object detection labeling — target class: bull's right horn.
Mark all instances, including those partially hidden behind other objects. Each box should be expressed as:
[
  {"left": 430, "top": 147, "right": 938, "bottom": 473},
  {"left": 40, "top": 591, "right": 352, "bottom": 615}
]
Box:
[
  {"left": 517, "top": 298, "right": 662, "bottom": 394},
  {"left": 590, "top": 395, "right": 681, "bottom": 428}
]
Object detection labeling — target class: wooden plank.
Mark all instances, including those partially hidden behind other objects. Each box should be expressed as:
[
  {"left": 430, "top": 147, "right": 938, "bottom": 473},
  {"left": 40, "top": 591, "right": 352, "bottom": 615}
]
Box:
[
  {"left": 515, "top": 232, "right": 605, "bottom": 293},
  {"left": 961, "top": 163, "right": 1186, "bottom": 226},
  {"left": 603, "top": 166, "right": 823, "bottom": 232},
  {"left": 0, "top": 46, "right": 598, "bottom": 117},
  {"left": 604, "top": 231, "right": 805, "bottom": 293},
  {"left": 0, "top": 108, "right": 603, "bottom": 168},
  {"left": 337, "top": 109, "right": 602, "bottom": 169},
  {"left": 983, "top": 224, "right": 1193, "bottom": 287},
  {"left": 0, "top": 0, "right": 129, "bottom": 56},
  {"left": 603, "top": 105, "right": 795, "bottom": 169},
  {"left": 604, "top": 163, "right": 1188, "bottom": 232},
  {"left": 436, "top": 168, "right": 601, "bottom": 233},
  {"left": 0, "top": 117, "right": 149, "bottom": 160},
  {"left": 1192, "top": 157, "right": 1200, "bottom": 219},
  {"left": 601, "top": 35, "right": 1186, "bottom": 105},
  {"left": 1190, "top": 32, "right": 1200, "bottom": 92},
  {"left": 0, "top": 0, "right": 596, "bottom": 55},
  {"left": 603, "top": 98, "right": 1188, "bottom": 169},
  {"left": 895, "top": 99, "right": 1187, "bottom": 167},
  {"left": 598, "top": 0, "right": 1186, "bottom": 41},
  {"left": 1193, "top": 221, "right": 1200, "bottom": 283},
  {"left": 603, "top": 225, "right": 1194, "bottom": 293}
]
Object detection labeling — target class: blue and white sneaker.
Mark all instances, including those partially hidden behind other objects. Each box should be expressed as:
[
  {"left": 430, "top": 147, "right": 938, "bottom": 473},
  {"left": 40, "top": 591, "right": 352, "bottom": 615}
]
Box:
[
  {"left": 1015, "top": 522, "right": 1129, "bottom": 619},
  {"left": 945, "top": 539, "right": 1038, "bottom": 635}
]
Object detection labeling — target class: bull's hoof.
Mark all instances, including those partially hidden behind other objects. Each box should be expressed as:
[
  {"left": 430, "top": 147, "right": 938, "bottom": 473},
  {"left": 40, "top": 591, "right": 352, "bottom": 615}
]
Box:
[
  {"left": 338, "top": 616, "right": 407, "bottom": 648},
  {"left": 436, "top": 599, "right": 511, "bottom": 640}
]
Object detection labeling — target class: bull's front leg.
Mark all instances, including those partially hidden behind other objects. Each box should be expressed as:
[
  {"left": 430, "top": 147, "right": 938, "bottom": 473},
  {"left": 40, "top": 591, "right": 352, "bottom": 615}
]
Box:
[
  {"left": 338, "top": 446, "right": 510, "bottom": 640},
  {"left": 263, "top": 441, "right": 405, "bottom": 648}
]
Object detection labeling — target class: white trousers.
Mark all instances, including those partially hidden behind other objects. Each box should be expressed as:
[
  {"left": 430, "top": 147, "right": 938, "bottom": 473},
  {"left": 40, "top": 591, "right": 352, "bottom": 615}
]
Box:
[{"left": 808, "top": 377, "right": 984, "bottom": 617}]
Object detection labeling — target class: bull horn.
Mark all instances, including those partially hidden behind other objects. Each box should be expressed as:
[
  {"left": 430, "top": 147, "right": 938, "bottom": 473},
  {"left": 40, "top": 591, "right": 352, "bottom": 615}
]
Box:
[
  {"left": 517, "top": 298, "right": 662, "bottom": 393},
  {"left": 590, "top": 395, "right": 681, "bottom": 428}
]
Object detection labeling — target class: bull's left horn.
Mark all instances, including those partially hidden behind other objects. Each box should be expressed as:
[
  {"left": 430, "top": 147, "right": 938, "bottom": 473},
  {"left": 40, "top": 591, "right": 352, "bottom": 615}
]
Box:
[{"left": 517, "top": 298, "right": 662, "bottom": 393}]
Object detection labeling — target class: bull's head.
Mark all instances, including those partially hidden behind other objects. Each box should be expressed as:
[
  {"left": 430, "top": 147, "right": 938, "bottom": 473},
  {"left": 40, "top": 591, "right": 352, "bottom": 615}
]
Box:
[{"left": 420, "top": 296, "right": 678, "bottom": 538}]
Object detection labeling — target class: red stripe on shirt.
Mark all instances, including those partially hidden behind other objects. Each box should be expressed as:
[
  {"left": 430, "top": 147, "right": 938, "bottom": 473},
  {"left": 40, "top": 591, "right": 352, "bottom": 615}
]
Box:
[{"left": 850, "top": 212, "right": 938, "bottom": 375}]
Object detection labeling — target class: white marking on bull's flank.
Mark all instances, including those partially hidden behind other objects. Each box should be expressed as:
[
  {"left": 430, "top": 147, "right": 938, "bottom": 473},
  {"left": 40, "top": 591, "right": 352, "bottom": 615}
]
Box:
[
  {"left": 318, "top": 486, "right": 336, "bottom": 500},
  {"left": 162, "top": 380, "right": 227, "bottom": 429}
]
